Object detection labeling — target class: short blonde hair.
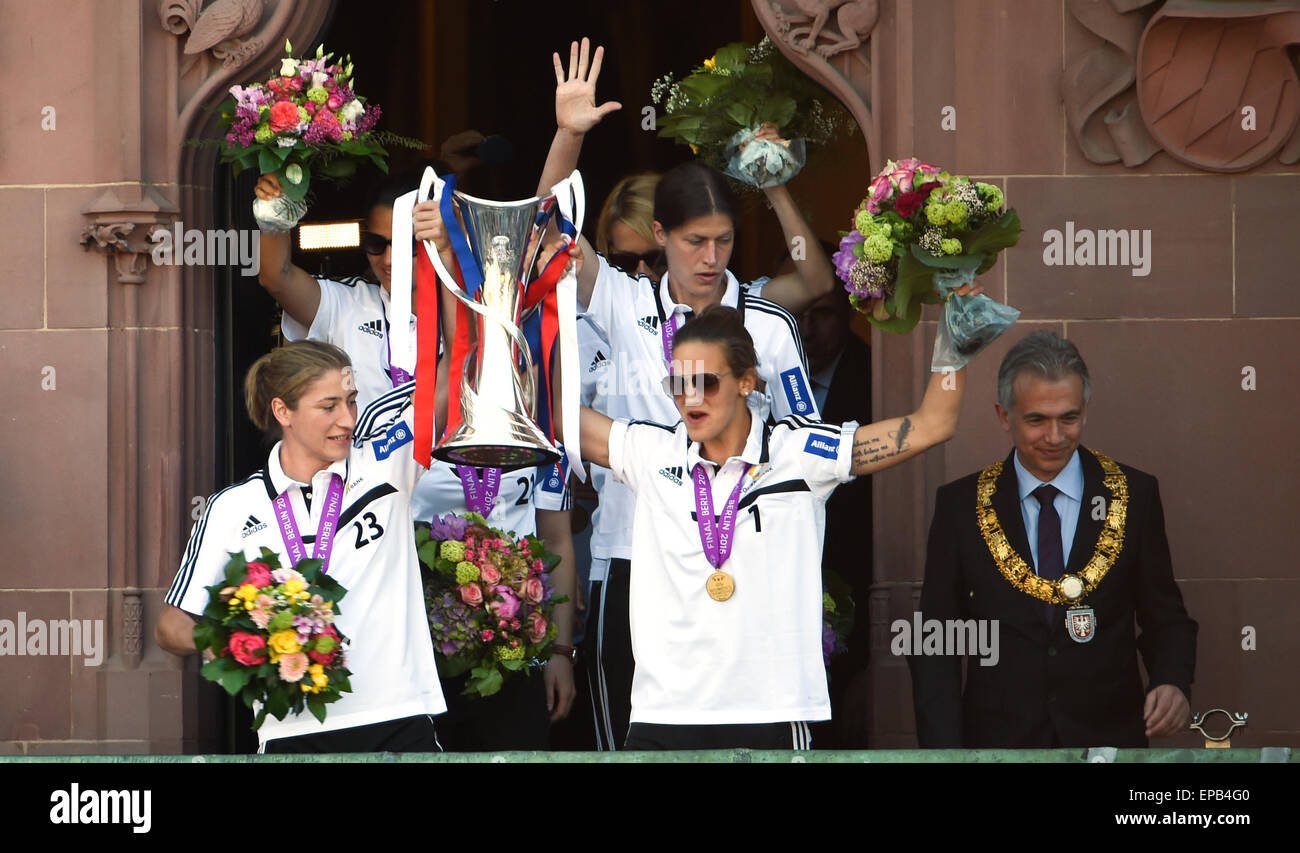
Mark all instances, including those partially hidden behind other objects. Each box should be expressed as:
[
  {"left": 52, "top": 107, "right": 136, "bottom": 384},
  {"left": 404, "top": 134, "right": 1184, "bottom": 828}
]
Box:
[
  {"left": 595, "top": 172, "right": 660, "bottom": 255},
  {"left": 243, "top": 341, "right": 353, "bottom": 438}
]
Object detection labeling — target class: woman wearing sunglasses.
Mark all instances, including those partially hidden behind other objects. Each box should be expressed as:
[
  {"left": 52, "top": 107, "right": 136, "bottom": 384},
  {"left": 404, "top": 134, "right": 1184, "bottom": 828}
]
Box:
[
  {"left": 578, "top": 305, "right": 978, "bottom": 749},
  {"left": 515, "top": 39, "right": 834, "bottom": 750},
  {"left": 256, "top": 169, "right": 456, "bottom": 413}
]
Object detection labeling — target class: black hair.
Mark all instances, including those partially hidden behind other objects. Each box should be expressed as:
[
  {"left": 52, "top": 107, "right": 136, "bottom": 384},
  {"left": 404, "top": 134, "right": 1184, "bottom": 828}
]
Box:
[
  {"left": 673, "top": 305, "right": 758, "bottom": 378},
  {"left": 365, "top": 159, "right": 452, "bottom": 214},
  {"left": 653, "top": 161, "right": 738, "bottom": 233}
]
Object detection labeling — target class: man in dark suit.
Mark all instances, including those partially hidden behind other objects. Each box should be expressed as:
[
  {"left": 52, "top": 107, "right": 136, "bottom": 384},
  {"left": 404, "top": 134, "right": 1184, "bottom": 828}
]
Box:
[{"left": 911, "top": 331, "right": 1196, "bottom": 748}]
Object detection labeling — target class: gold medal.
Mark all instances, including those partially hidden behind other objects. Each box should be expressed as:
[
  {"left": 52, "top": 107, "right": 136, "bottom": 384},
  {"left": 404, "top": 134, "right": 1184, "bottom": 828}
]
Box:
[{"left": 706, "top": 570, "right": 735, "bottom": 601}]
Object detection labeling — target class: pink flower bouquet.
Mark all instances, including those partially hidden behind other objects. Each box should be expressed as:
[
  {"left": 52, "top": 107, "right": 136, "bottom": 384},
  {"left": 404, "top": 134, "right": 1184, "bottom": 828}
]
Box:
[
  {"left": 416, "top": 514, "right": 567, "bottom": 699},
  {"left": 208, "top": 40, "right": 423, "bottom": 211},
  {"left": 192, "top": 548, "right": 352, "bottom": 730},
  {"left": 836, "top": 158, "right": 1022, "bottom": 369}
]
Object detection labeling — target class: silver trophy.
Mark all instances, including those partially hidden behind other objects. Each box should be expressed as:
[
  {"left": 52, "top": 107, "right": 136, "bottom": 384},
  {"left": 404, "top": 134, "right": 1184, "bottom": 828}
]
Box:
[{"left": 421, "top": 173, "right": 578, "bottom": 471}]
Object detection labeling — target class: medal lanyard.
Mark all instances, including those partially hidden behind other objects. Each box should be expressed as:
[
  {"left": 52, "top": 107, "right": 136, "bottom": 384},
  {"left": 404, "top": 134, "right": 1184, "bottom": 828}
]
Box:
[
  {"left": 660, "top": 311, "right": 678, "bottom": 369},
  {"left": 273, "top": 473, "right": 345, "bottom": 573},
  {"left": 383, "top": 312, "right": 414, "bottom": 387},
  {"left": 456, "top": 466, "right": 502, "bottom": 516},
  {"left": 692, "top": 462, "right": 750, "bottom": 569}
]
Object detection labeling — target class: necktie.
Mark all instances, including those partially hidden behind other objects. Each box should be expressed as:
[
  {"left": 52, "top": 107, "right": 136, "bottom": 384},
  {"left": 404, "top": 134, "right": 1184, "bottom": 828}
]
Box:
[{"left": 1034, "top": 484, "right": 1064, "bottom": 625}]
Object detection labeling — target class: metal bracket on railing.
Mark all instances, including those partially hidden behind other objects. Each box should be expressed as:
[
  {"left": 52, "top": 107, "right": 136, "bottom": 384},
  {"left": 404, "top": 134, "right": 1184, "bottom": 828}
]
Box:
[{"left": 1190, "top": 709, "right": 1248, "bottom": 748}]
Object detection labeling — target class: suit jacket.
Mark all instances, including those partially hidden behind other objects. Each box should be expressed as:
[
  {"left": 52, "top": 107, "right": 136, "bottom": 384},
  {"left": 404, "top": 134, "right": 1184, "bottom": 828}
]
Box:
[{"left": 910, "top": 446, "right": 1197, "bottom": 748}]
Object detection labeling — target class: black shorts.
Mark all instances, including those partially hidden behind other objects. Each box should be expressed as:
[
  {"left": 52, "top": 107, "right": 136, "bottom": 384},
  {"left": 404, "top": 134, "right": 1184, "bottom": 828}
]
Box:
[
  {"left": 625, "top": 721, "right": 814, "bottom": 751},
  {"left": 262, "top": 714, "right": 441, "bottom": 754}
]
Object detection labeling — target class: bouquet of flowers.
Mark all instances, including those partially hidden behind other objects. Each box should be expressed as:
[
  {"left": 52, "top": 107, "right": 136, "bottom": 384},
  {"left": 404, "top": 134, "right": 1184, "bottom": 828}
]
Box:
[
  {"left": 416, "top": 514, "right": 567, "bottom": 699},
  {"left": 834, "top": 158, "right": 1022, "bottom": 369},
  {"left": 192, "top": 548, "right": 352, "bottom": 730},
  {"left": 209, "top": 40, "right": 424, "bottom": 228},
  {"left": 651, "top": 37, "right": 848, "bottom": 188}
]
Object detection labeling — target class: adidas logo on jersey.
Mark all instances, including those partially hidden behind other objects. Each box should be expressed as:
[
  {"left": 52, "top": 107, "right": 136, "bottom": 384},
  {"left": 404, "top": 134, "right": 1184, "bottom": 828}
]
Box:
[
  {"left": 637, "top": 315, "right": 660, "bottom": 334},
  {"left": 241, "top": 514, "right": 268, "bottom": 538},
  {"left": 357, "top": 319, "right": 384, "bottom": 338},
  {"left": 658, "top": 465, "right": 684, "bottom": 486},
  {"left": 588, "top": 350, "right": 609, "bottom": 373}
]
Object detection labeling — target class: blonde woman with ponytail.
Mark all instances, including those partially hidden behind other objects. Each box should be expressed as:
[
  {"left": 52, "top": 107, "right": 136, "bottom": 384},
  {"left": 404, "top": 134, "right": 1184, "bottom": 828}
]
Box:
[{"left": 156, "top": 340, "right": 446, "bottom": 753}]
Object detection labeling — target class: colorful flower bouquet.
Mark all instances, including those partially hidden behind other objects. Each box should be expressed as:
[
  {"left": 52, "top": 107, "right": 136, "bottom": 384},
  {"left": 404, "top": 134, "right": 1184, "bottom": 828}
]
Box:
[
  {"left": 651, "top": 37, "right": 848, "bottom": 188},
  {"left": 191, "top": 548, "right": 352, "bottom": 730},
  {"left": 416, "top": 514, "right": 567, "bottom": 699},
  {"left": 834, "top": 158, "right": 1022, "bottom": 369},
  {"left": 209, "top": 40, "right": 423, "bottom": 228}
]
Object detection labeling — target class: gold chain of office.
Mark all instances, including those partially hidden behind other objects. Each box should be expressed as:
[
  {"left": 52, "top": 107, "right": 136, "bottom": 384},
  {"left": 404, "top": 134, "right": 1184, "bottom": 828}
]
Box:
[{"left": 976, "top": 448, "right": 1128, "bottom": 604}]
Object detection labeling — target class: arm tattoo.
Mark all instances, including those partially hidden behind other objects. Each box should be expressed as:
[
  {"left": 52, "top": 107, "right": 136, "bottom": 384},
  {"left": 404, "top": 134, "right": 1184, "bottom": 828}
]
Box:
[
  {"left": 852, "top": 417, "right": 913, "bottom": 468},
  {"left": 280, "top": 254, "right": 293, "bottom": 276}
]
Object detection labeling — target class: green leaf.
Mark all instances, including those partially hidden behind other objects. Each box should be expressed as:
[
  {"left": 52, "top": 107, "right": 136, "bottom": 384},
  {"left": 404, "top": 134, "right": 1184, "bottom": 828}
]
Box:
[
  {"left": 199, "top": 656, "right": 227, "bottom": 683},
  {"left": 278, "top": 165, "right": 310, "bottom": 201},
  {"left": 678, "top": 74, "right": 730, "bottom": 102},
  {"left": 472, "top": 668, "right": 504, "bottom": 698},
  {"left": 963, "top": 208, "right": 1022, "bottom": 257},
  {"left": 909, "top": 244, "right": 983, "bottom": 271},
  {"left": 273, "top": 144, "right": 294, "bottom": 161},
  {"left": 724, "top": 101, "right": 756, "bottom": 130},
  {"left": 417, "top": 540, "right": 441, "bottom": 569},
  {"left": 867, "top": 297, "right": 923, "bottom": 334},
  {"left": 218, "top": 665, "right": 252, "bottom": 696},
  {"left": 265, "top": 687, "right": 290, "bottom": 720},
  {"left": 763, "top": 95, "right": 798, "bottom": 129},
  {"left": 746, "top": 63, "right": 774, "bottom": 87},
  {"left": 307, "top": 696, "right": 327, "bottom": 723},
  {"left": 894, "top": 252, "right": 932, "bottom": 315},
  {"left": 500, "top": 659, "right": 526, "bottom": 672},
  {"left": 713, "top": 43, "right": 748, "bottom": 71},
  {"left": 257, "top": 148, "right": 280, "bottom": 175}
]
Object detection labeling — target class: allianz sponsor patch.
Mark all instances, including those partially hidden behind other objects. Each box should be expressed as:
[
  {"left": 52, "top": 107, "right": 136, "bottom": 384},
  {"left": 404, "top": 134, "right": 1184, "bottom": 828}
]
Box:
[
  {"left": 804, "top": 434, "right": 839, "bottom": 460},
  {"left": 540, "top": 457, "right": 567, "bottom": 493},
  {"left": 780, "top": 367, "right": 813, "bottom": 415},
  {"left": 373, "top": 419, "right": 413, "bottom": 460}
]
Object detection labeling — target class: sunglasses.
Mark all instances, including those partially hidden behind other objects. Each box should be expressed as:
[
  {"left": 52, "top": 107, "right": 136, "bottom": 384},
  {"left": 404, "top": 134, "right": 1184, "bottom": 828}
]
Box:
[
  {"left": 661, "top": 371, "right": 732, "bottom": 398},
  {"left": 608, "top": 248, "right": 665, "bottom": 273},
  {"left": 360, "top": 232, "right": 418, "bottom": 256}
]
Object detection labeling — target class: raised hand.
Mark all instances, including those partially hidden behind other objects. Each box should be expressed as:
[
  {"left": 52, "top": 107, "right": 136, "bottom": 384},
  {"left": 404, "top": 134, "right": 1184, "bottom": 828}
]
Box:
[
  {"left": 412, "top": 200, "right": 450, "bottom": 252},
  {"left": 553, "top": 37, "right": 621, "bottom": 135}
]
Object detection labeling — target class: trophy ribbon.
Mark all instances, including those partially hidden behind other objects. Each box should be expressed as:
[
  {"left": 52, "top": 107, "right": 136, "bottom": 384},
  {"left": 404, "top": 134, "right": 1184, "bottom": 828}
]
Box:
[{"left": 389, "top": 185, "right": 441, "bottom": 467}]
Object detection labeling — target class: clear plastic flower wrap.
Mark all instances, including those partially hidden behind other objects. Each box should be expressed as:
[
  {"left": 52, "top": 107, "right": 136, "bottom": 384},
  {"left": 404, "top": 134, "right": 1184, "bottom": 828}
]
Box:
[
  {"left": 723, "top": 126, "right": 806, "bottom": 188},
  {"left": 252, "top": 195, "right": 309, "bottom": 232},
  {"left": 931, "top": 268, "right": 1021, "bottom": 372}
]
